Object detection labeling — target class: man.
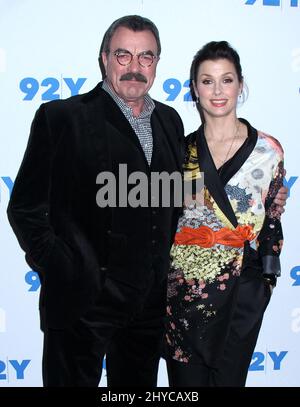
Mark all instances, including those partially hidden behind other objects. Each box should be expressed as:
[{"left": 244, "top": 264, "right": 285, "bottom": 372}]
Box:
[
  {"left": 7, "top": 15, "right": 184, "bottom": 387},
  {"left": 7, "top": 15, "right": 286, "bottom": 387}
]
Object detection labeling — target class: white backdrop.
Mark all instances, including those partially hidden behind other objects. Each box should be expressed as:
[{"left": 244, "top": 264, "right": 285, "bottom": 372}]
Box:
[{"left": 0, "top": 0, "right": 299, "bottom": 387}]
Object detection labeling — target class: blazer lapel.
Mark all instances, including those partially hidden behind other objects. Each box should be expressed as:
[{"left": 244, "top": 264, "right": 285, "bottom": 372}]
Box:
[
  {"left": 81, "top": 83, "right": 183, "bottom": 175},
  {"left": 82, "top": 83, "right": 146, "bottom": 159},
  {"left": 101, "top": 89, "right": 146, "bottom": 155},
  {"left": 76, "top": 83, "right": 116, "bottom": 177},
  {"left": 219, "top": 118, "right": 258, "bottom": 185},
  {"left": 196, "top": 125, "right": 238, "bottom": 228}
]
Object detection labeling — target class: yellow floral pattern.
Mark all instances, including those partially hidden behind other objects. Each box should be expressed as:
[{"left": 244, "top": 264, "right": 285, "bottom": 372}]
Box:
[
  {"left": 171, "top": 244, "right": 238, "bottom": 283},
  {"left": 166, "top": 126, "right": 284, "bottom": 365}
]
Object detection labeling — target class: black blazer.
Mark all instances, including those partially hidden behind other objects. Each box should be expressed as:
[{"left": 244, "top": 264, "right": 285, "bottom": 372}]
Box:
[{"left": 7, "top": 83, "right": 185, "bottom": 328}]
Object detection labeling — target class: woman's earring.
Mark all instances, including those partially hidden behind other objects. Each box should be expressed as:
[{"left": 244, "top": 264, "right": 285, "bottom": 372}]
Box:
[{"left": 196, "top": 96, "right": 199, "bottom": 104}]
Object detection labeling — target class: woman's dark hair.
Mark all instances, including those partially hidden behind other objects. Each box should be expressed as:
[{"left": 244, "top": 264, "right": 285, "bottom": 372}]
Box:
[
  {"left": 98, "top": 15, "right": 161, "bottom": 79},
  {"left": 189, "top": 41, "right": 244, "bottom": 103}
]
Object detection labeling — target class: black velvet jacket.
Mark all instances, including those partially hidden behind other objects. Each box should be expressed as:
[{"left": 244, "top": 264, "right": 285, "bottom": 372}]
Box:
[{"left": 7, "top": 83, "right": 185, "bottom": 328}]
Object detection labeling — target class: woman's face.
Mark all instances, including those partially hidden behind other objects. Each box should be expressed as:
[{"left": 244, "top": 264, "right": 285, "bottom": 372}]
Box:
[{"left": 194, "top": 58, "right": 242, "bottom": 120}]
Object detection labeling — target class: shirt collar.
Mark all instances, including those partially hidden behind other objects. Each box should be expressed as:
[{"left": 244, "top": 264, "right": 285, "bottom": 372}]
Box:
[{"left": 102, "top": 79, "right": 155, "bottom": 117}]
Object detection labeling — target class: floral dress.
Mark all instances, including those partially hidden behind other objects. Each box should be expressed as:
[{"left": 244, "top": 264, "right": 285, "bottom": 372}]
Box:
[{"left": 166, "top": 119, "right": 284, "bottom": 367}]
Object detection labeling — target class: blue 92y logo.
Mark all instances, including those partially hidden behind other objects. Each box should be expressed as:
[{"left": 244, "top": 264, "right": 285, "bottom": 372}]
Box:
[
  {"left": 25, "top": 270, "right": 41, "bottom": 292},
  {"left": 245, "top": 0, "right": 299, "bottom": 6},
  {"left": 249, "top": 351, "right": 288, "bottom": 371},
  {"left": 163, "top": 79, "right": 192, "bottom": 102},
  {"left": 290, "top": 266, "right": 300, "bottom": 286},
  {"left": 19, "top": 77, "right": 87, "bottom": 101},
  {"left": 0, "top": 359, "right": 31, "bottom": 381}
]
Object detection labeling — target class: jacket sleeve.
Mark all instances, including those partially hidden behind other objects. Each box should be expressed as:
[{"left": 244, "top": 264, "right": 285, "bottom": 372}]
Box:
[
  {"left": 257, "top": 156, "right": 284, "bottom": 283},
  {"left": 7, "top": 103, "right": 56, "bottom": 272}
]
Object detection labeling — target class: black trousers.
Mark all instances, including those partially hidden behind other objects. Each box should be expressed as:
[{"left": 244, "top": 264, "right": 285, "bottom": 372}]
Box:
[
  {"left": 42, "top": 274, "right": 167, "bottom": 387},
  {"left": 166, "top": 270, "right": 272, "bottom": 387}
]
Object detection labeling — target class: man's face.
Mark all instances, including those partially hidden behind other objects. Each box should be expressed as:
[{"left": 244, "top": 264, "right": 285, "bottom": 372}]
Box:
[{"left": 102, "top": 27, "right": 159, "bottom": 106}]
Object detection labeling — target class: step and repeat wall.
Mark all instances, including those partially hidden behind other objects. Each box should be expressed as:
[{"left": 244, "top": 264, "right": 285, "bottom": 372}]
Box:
[{"left": 0, "top": 0, "right": 299, "bottom": 387}]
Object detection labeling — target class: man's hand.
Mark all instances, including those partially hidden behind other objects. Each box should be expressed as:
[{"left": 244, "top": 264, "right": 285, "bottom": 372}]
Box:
[{"left": 274, "top": 186, "right": 288, "bottom": 214}]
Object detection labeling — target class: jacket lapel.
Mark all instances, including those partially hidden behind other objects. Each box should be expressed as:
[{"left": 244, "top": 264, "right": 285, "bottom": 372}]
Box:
[
  {"left": 101, "top": 88, "right": 146, "bottom": 155},
  {"left": 82, "top": 83, "right": 146, "bottom": 160},
  {"left": 196, "top": 125, "right": 238, "bottom": 228},
  {"left": 219, "top": 118, "right": 258, "bottom": 185},
  {"left": 80, "top": 83, "right": 183, "bottom": 175}
]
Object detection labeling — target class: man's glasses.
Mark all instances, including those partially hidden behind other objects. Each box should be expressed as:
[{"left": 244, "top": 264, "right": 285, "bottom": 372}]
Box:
[{"left": 113, "top": 50, "right": 158, "bottom": 67}]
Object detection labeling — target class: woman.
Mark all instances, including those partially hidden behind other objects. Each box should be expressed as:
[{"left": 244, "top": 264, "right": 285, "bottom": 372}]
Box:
[{"left": 165, "top": 41, "right": 284, "bottom": 387}]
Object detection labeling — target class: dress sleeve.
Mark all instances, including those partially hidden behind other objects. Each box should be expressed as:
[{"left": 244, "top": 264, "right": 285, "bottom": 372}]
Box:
[{"left": 257, "top": 155, "right": 284, "bottom": 282}]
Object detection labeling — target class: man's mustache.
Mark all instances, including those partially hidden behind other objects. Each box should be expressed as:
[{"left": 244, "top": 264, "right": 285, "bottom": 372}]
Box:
[{"left": 120, "top": 72, "right": 147, "bottom": 83}]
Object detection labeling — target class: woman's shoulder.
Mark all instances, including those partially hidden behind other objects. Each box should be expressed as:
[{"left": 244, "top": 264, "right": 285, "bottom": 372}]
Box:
[
  {"left": 257, "top": 130, "right": 284, "bottom": 159},
  {"left": 239, "top": 118, "right": 284, "bottom": 158}
]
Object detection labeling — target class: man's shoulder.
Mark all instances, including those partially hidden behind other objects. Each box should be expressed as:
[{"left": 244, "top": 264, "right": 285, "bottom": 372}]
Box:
[
  {"left": 153, "top": 99, "right": 183, "bottom": 125},
  {"left": 153, "top": 99, "right": 178, "bottom": 114},
  {"left": 41, "top": 83, "right": 104, "bottom": 113}
]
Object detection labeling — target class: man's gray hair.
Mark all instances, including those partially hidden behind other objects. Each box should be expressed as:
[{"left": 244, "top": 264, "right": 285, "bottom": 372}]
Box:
[{"left": 98, "top": 15, "right": 161, "bottom": 79}]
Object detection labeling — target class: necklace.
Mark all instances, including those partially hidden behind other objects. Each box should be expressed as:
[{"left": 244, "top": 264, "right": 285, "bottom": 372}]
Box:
[
  {"left": 205, "top": 120, "right": 240, "bottom": 170},
  {"left": 220, "top": 120, "right": 240, "bottom": 166}
]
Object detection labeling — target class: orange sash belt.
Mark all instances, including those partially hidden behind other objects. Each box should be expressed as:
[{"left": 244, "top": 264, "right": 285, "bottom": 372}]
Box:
[{"left": 174, "top": 225, "right": 256, "bottom": 248}]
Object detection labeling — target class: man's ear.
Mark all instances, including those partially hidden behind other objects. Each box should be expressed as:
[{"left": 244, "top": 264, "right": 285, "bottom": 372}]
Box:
[
  {"left": 101, "top": 52, "right": 108, "bottom": 72},
  {"left": 99, "top": 52, "right": 108, "bottom": 80}
]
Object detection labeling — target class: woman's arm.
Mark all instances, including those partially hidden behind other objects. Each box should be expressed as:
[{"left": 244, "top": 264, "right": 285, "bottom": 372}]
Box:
[{"left": 258, "top": 159, "right": 285, "bottom": 286}]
